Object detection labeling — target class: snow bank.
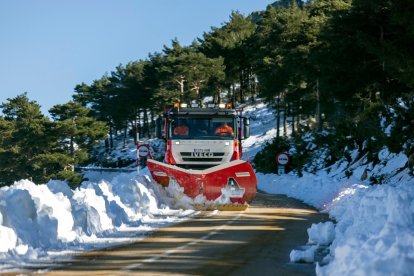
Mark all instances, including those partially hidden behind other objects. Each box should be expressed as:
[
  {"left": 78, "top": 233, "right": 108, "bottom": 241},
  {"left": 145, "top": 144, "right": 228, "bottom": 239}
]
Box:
[
  {"left": 257, "top": 152, "right": 414, "bottom": 275},
  {"left": 308, "top": 221, "right": 335, "bottom": 246},
  {"left": 257, "top": 172, "right": 346, "bottom": 210},
  {"left": 259, "top": 172, "right": 414, "bottom": 275},
  {"left": 317, "top": 181, "right": 414, "bottom": 276},
  {"left": 0, "top": 170, "right": 196, "bottom": 271},
  {"left": 290, "top": 245, "right": 319, "bottom": 263},
  {"left": 0, "top": 180, "right": 76, "bottom": 252}
]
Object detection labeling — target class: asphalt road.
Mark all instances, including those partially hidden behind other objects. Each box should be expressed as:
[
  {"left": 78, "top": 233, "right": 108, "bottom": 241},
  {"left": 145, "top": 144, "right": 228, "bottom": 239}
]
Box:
[{"left": 10, "top": 192, "right": 329, "bottom": 276}]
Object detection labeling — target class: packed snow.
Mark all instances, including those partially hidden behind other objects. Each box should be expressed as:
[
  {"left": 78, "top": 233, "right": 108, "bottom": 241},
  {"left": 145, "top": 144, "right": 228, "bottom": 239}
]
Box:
[
  {"left": 0, "top": 100, "right": 413, "bottom": 275},
  {"left": 259, "top": 147, "right": 413, "bottom": 275},
  {"left": 0, "top": 168, "right": 199, "bottom": 271}
]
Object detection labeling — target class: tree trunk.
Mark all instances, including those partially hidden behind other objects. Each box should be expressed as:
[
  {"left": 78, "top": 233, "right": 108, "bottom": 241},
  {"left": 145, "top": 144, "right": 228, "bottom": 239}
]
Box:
[
  {"left": 109, "top": 125, "right": 114, "bottom": 149},
  {"left": 316, "top": 79, "right": 322, "bottom": 132},
  {"left": 296, "top": 103, "right": 300, "bottom": 131},
  {"left": 143, "top": 109, "right": 149, "bottom": 138},
  {"left": 137, "top": 112, "right": 141, "bottom": 141},
  {"left": 150, "top": 110, "right": 155, "bottom": 138},
  {"left": 132, "top": 119, "right": 137, "bottom": 144},
  {"left": 70, "top": 135, "right": 74, "bottom": 157},
  {"left": 291, "top": 104, "right": 295, "bottom": 136},
  {"left": 105, "top": 138, "right": 109, "bottom": 150},
  {"left": 283, "top": 103, "right": 287, "bottom": 137},
  {"left": 250, "top": 69, "right": 257, "bottom": 102},
  {"left": 239, "top": 71, "right": 244, "bottom": 103},
  {"left": 176, "top": 76, "right": 185, "bottom": 101},
  {"left": 123, "top": 124, "right": 127, "bottom": 148},
  {"left": 276, "top": 98, "right": 280, "bottom": 138},
  {"left": 379, "top": 25, "right": 385, "bottom": 101},
  {"left": 232, "top": 84, "right": 236, "bottom": 105}
]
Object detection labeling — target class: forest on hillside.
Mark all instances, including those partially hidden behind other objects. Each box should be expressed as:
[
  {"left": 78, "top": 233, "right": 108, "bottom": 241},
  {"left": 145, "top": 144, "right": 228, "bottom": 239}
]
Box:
[{"left": 0, "top": 0, "right": 413, "bottom": 186}]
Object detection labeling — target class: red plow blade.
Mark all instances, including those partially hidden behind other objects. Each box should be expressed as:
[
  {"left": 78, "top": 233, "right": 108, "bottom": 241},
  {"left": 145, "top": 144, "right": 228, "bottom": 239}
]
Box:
[{"left": 147, "top": 159, "right": 257, "bottom": 206}]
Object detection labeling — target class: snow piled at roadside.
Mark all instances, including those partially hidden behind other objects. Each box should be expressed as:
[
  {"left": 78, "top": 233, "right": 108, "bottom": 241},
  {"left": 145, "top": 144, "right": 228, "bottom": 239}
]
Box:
[
  {"left": 257, "top": 172, "right": 345, "bottom": 210},
  {"left": 319, "top": 180, "right": 414, "bottom": 276},
  {"left": 0, "top": 168, "right": 196, "bottom": 271},
  {"left": 257, "top": 148, "right": 414, "bottom": 276}
]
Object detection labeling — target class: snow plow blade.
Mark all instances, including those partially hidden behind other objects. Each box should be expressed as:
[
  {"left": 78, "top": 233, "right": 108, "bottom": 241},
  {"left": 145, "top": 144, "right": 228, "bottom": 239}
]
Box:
[{"left": 147, "top": 159, "right": 257, "bottom": 207}]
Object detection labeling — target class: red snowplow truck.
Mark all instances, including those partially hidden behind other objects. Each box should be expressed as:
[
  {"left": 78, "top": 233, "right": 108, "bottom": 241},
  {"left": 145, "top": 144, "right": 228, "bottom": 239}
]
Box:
[{"left": 147, "top": 102, "right": 257, "bottom": 210}]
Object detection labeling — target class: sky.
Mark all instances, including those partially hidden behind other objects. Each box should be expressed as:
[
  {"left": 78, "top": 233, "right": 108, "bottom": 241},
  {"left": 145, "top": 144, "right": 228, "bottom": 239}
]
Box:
[{"left": 0, "top": 0, "right": 273, "bottom": 115}]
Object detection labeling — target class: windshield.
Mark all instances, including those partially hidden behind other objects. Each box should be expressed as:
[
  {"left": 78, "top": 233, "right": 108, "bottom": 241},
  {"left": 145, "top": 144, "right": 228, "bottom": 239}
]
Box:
[{"left": 169, "top": 117, "right": 236, "bottom": 140}]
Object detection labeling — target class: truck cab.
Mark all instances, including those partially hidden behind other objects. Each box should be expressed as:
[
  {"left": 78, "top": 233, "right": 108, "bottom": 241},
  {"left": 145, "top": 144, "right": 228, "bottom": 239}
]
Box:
[{"left": 158, "top": 103, "right": 250, "bottom": 169}]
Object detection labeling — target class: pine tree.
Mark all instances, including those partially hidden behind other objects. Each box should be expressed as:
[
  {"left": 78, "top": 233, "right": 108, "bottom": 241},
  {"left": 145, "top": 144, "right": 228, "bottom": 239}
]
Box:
[
  {"left": 0, "top": 94, "right": 65, "bottom": 185},
  {"left": 49, "top": 101, "right": 108, "bottom": 164},
  {"left": 161, "top": 40, "right": 225, "bottom": 105},
  {"left": 198, "top": 11, "right": 256, "bottom": 103}
]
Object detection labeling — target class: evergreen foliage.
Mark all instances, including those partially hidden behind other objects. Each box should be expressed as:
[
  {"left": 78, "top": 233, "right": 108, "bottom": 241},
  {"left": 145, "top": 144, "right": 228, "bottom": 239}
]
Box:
[
  {"left": 0, "top": 95, "right": 107, "bottom": 187},
  {"left": 49, "top": 101, "right": 108, "bottom": 163},
  {"left": 251, "top": 0, "right": 414, "bottom": 176},
  {"left": 198, "top": 11, "right": 257, "bottom": 103},
  {"left": 0, "top": 94, "right": 64, "bottom": 185}
]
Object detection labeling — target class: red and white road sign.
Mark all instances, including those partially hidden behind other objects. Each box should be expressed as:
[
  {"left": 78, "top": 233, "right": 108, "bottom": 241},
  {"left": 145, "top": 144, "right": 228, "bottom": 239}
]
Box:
[
  {"left": 276, "top": 152, "right": 290, "bottom": 166},
  {"left": 137, "top": 144, "right": 150, "bottom": 158}
]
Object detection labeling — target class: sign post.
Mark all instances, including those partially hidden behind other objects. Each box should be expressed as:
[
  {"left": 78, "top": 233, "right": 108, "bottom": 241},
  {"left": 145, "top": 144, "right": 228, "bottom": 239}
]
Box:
[{"left": 276, "top": 152, "right": 290, "bottom": 175}]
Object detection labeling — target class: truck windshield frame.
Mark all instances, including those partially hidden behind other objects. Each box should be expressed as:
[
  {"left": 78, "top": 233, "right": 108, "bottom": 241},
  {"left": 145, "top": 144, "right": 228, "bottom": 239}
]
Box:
[{"left": 169, "top": 116, "right": 237, "bottom": 140}]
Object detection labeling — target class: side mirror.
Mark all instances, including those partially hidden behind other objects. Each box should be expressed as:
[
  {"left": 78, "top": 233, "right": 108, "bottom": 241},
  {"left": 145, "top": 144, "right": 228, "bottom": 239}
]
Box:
[
  {"left": 156, "top": 117, "right": 163, "bottom": 139},
  {"left": 243, "top": 117, "right": 250, "bottom": 139}
]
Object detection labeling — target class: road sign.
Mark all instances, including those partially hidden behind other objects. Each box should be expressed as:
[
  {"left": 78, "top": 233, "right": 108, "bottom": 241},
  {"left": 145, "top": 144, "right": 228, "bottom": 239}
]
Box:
[
  {"left": 277, "top": 165, "right": 285, "bottom": 175},
  {"left": 276, "top": 152, "right": 290, "bottom": 166},
  {"left": 138, "top": 144, "right": 150, "bottom": 158}
]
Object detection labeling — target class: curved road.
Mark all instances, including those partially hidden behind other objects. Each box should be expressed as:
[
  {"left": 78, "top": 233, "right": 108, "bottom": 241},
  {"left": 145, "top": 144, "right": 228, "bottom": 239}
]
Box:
[{"left": 25, "top": 192, "right": 329, "bottom": 275}]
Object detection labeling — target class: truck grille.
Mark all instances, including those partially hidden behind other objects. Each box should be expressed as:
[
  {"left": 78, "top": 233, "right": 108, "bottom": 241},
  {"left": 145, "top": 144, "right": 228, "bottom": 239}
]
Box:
[
  {"left": 180, "top": 152, "right": 225, "bottom": 162},
  {"left": 181, "top": 157, "right": 223, "bottom": 162}
]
